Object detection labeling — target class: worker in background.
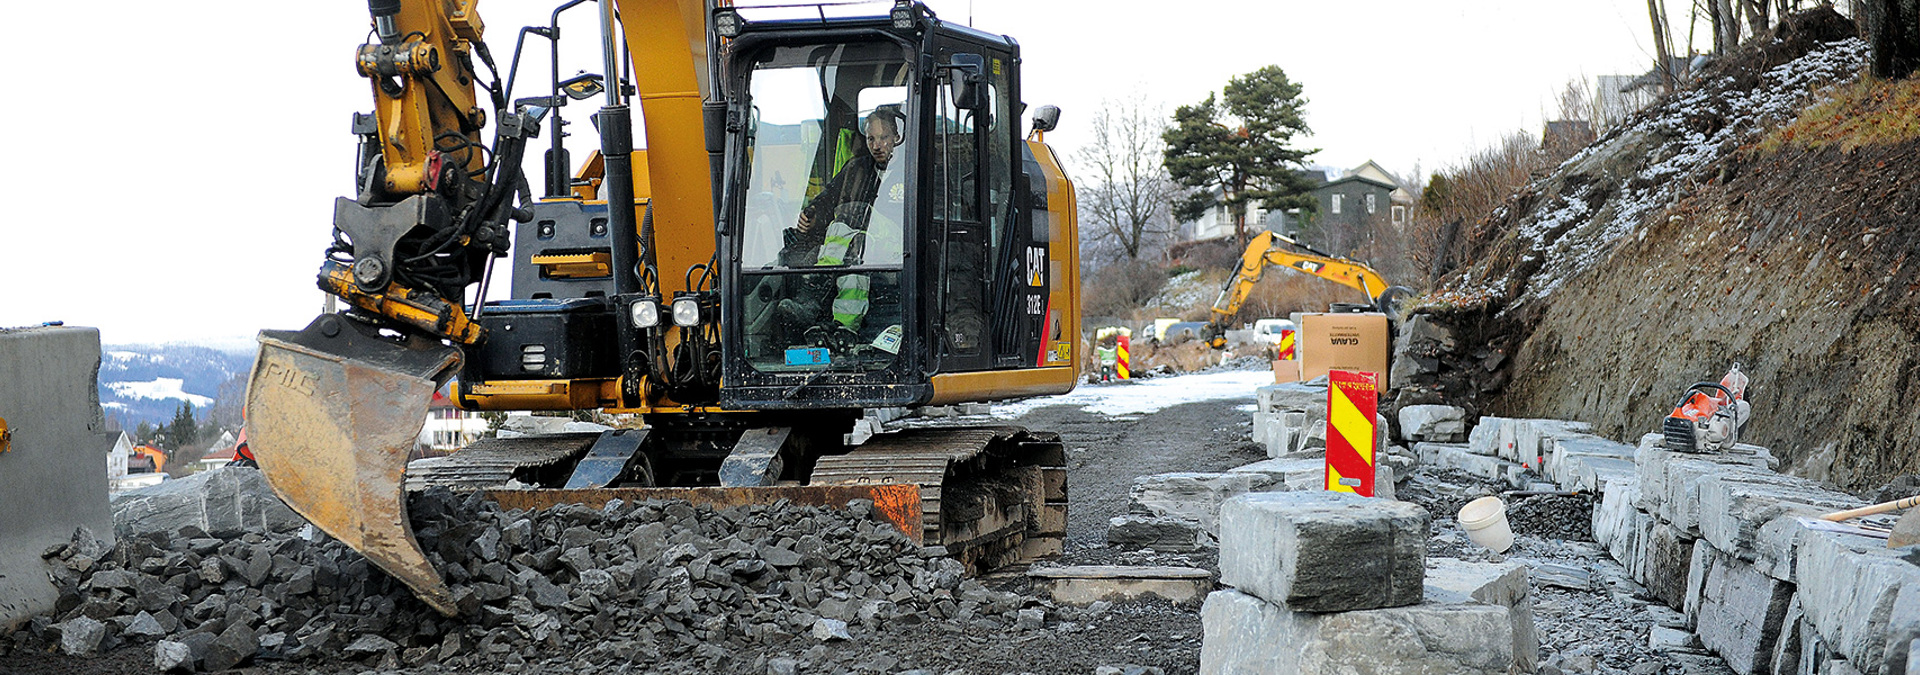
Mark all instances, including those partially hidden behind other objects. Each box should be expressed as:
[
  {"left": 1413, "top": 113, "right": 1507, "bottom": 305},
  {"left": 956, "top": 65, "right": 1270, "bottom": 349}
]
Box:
[
  {"left": 227, "top": 427, "right": 258, "bottom": 469},
  {"left": 1094, "top": 339, "right": 1119, "bottom": 383}
]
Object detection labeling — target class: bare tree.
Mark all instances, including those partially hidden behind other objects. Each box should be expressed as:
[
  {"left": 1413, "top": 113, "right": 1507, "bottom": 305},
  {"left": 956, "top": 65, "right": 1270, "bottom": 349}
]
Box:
[
  {"left": 1650, "top": 0, "right": 1677, "bottom": 89},
  {"left": 1076, "top": 97, "right": 1180, "bottom": 261}
]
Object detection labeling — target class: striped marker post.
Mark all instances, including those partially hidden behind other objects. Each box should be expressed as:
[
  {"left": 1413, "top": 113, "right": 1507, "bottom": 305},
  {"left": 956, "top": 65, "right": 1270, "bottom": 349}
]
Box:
[
  {"left": 1276, "top": 328, "right": 1296, "bottom": 361},
  {"left": 1115, "top": 335, "right": 1131, "bottom": 380},
  {"left": 1324, "top": 369, "right": 1378, "bottom": 497}
]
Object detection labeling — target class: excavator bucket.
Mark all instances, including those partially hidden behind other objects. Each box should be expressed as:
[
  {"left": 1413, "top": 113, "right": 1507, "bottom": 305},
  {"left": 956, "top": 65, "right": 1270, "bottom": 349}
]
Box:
[{"left": 245, "top": 314, "right": 461, "bottom": 616}]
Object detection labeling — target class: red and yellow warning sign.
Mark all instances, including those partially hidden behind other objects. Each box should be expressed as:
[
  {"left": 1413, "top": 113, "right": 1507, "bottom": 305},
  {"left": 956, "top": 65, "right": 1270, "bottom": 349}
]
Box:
[
  {"left": 1276, "top": 329, "right": 1296, "bottom": 361},
  {"left": 1324, "top": 369, "right": 1378, "bottom": 497},
  {"left": 1115, "top": 335, "right": 1131, "bottom": 380}
]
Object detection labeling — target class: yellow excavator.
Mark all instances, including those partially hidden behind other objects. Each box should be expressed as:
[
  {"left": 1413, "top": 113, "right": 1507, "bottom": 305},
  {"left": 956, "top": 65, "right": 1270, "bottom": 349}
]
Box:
[
  {"left": 1202, "top": 231, "right": 1410, "bottom": 349},
  {"left": 246, "top": 0, "right": 1080, "bottom": 616}
]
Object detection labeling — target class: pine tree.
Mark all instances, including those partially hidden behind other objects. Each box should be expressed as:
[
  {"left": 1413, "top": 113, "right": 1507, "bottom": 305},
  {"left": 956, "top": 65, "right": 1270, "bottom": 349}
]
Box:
[
  {"left": 1162, "top": 65, "right": 1319, "bottom": 243},
  {"left": 163, "top": 402, "right": 199, "bottom": 451}
]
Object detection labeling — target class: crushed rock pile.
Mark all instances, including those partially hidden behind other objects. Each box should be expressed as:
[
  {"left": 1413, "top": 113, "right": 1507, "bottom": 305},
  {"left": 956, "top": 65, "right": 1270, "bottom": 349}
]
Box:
[
  {"left": 1504, "top": 493, "right": 1596, "bottom": 543},
  {"left": 2, "top": 490, "right": 1055, "bottom": 674}
]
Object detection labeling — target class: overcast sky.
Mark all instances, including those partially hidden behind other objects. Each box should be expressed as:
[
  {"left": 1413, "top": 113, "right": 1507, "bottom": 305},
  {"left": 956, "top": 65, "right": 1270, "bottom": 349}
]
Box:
[{"left": 0, "top": 0, "right": 1669, "bottom": 346}]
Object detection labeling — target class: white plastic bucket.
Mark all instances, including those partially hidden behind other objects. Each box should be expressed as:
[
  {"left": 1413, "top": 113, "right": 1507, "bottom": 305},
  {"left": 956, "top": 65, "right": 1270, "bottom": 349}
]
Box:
[{"left": 1458, "top": 496, "right": 1514, "bottom": 553}]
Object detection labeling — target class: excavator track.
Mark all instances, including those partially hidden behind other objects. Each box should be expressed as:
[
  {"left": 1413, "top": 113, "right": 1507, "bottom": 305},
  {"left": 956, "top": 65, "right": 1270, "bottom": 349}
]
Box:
[
  {"left": 397, "top": 425, "right": 1066, "bottom": 574},
  {"left": 404, "top": 433, "right": 599, "bottom": 491},
  {"left": 810, "top": 425, "right": 1067, "bottom": 572}
]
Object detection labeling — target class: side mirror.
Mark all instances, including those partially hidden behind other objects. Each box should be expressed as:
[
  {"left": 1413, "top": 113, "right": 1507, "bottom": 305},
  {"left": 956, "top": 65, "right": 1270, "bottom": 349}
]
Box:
[
  {"left": 1031, "top": 105, "right": 1060, "bottom": 132},
  {"left": 946, "top": 54, "right": 986, "bottom": 111},
  {"left": 559, "top": 73, "right": 605, "bottom": 101}
]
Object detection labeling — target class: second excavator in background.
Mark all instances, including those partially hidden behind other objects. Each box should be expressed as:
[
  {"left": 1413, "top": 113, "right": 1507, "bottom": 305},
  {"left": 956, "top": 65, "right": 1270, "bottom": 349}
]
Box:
[
  {"left": 1200, "top": 230, "right": 1411, "bottom": 349},
  {"left": 246, "top": 0, "right": 1081, "bottom": 615}
]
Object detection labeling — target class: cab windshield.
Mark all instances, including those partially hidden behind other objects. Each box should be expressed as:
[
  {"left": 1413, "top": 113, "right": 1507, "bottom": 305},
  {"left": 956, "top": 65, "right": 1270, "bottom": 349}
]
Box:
[{"left": 738, "top": 41, "right": 912, "bottom": 373}]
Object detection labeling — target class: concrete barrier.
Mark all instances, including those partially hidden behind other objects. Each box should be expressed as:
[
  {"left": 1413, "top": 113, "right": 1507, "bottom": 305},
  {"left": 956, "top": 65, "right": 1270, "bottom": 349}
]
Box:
[{"left": 0, "top": 326, "right": 114, "bottom": 631}]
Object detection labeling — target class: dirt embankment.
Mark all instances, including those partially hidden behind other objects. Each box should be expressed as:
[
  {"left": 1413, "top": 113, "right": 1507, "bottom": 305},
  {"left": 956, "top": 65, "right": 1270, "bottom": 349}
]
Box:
[{"left": 1412, "top": 9, "right": 1920, "bottom": 492}]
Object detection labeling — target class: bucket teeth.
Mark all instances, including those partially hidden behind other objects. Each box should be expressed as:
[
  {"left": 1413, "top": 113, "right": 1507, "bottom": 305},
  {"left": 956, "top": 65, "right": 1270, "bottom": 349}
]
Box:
[{"left": 246, "top": 314, "right": 462, "bottom": 616}]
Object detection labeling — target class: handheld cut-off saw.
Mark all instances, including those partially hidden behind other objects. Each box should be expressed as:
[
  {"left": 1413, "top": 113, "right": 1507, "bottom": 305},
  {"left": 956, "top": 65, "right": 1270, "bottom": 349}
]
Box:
[{"left": 1663, "top": 363, "right": 1751, "bottom": 453}]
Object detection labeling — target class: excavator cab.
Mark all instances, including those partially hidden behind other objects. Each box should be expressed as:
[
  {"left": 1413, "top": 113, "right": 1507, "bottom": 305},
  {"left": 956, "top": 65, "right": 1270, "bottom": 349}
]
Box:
[{"left": 719, "top": 15, "right": 1053, "bottom": 409}]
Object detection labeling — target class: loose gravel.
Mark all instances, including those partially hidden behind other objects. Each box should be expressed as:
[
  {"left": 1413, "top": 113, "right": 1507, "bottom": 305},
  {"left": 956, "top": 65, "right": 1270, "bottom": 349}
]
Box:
[{"left": 3, "top": 490, "right": 1072, "bottom": 674}]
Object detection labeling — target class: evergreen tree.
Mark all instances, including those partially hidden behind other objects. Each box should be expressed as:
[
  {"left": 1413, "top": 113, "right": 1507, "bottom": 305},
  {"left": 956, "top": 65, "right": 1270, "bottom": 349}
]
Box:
[
  {"left": 1162, "top": 65, "right": 1319, "bottom": 243},
  {"left": 162, "top": 402, "right": 199, "bottom": 451}
]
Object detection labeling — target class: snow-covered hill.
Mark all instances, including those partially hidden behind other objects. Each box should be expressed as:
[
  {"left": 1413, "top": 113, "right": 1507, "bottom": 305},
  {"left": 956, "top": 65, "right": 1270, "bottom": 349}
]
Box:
[{"left": 99, "top": 344, "right": 253, "bottom": 428}]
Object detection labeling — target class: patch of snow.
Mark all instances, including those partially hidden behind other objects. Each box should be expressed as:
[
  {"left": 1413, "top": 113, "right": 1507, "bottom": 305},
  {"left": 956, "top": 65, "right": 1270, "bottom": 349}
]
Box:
[
  {"left": 1499, "top": 39, "right": 1869, "bottom": 308},
  {"left": 1234, "top": 403, "right": 1257, "bottom": 413},
  {"left": 105, "top": 351, "right": 140, "bottom": 362},
  {"left": 105, "top": 378, "right": 214, "bottom": 408},
  {"left": 1146, "top": 270, "right": 1212, "bottom": 310},
  {"left": 992, "top": 368, "right": 1272, "bottom": 419}
]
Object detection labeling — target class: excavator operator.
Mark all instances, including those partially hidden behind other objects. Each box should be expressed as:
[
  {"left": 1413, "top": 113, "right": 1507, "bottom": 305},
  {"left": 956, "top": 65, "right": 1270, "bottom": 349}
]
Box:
[{"left": 775, "top": 106, "right": 907, "bottom": 351}]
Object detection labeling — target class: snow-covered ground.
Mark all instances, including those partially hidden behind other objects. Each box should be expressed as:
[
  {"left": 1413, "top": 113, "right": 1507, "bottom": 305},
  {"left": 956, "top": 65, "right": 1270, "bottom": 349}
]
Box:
[
  {"left": 993, "top": 368, "right": 1273, "bottom": 418},
  {"left": 105, "top": 377, "right": 215, "bottom": 407}
]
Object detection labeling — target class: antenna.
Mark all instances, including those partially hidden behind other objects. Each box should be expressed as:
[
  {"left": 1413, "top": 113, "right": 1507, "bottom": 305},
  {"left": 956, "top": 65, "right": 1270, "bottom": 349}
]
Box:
[{"left": 968, "top": 0, "right": 973, "bottom": 25}]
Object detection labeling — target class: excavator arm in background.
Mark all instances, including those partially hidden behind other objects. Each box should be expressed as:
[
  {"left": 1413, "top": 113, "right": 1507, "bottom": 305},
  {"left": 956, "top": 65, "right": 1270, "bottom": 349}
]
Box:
[{"left": 1203, "top": 231, "right": 1410, "bottom": 348}]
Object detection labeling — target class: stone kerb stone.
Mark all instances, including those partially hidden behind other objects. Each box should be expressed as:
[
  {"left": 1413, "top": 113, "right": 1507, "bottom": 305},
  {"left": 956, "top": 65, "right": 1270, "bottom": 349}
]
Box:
[
  {"left": 1694, "top": 472, "right": 1861, "bottom": 580},
  {"left": 1511, "top": 419, "right": 1594, "bottom": 470},
  {"left": 111, "top": 466, "right": 307, "bottom": 540},
  {"left": 1687, "top": 544, "right": 1795, "bottom": 675},
  {"left": 1592, "top": 477, "right": 1644, "bottom": 566},
  {"left": 1226, "top": 458, "right": 1323, "bottom": 492},
  {"left": 1415, "top": 443, "right": 1528, "bottom": 488},
  {"left": 1467, "top": 417, "right": 1593, "bottom": 467},
  {"left": 1128, "top": 472, "right": 1278, "bottom": 536},
  {"left": 1107, "top": 514, "right": 1210, "bottom": 552},
  {"left": 1218, "top": 492, "right": 1427, "bottom": 613},
  {"left": 1634, "top": 436, "right": 1774, "bottom": 520},
  {"left": 1257, "top": 383, "right": 1328, "bottom": 418},
  {"left": 1641, "top": 523, "right": 1696, "bottom": 610},
  {"left": 1424, "top": 559, "right": 1539, "bottom": 672},
  {"left": 1398, "top": 405, "right": 1468, "bottom": 443},
  {"left": 1467, "top": 416, "right": 1510, "bottom": 458},
  {"left": 1544, "top": 435, "right": 1636, "bottom": 491},
  {"left": 1200, "top": 589, "right": 1519, "bottom": 675},
  {"left": 1793, "top": 531, "right": 1920, "bottom": 673}
]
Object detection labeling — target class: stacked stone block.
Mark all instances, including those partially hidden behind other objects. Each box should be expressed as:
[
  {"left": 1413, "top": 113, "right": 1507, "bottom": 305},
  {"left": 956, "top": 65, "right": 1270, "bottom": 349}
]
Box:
[
  {"left": 1583, "top": 432, "right": 1920, "bottom": 674},
  {"left": 1200, "top": 492, "right": 1536, "bottom": 674}
]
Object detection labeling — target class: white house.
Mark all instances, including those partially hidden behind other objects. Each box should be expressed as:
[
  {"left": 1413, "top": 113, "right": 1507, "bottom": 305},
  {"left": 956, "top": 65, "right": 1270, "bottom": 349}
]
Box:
[
  {"left": 421, "top": 388, "right": 491, "bottom": 452},
  {"left": 105, "top": 431, "right": 166, "bottom": 492}
]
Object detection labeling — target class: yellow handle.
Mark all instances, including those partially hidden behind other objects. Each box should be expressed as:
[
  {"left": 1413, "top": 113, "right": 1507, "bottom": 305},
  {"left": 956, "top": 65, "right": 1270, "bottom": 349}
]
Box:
[{"left": 1820, "top": 495, "right": 1920, "bottom": 522}]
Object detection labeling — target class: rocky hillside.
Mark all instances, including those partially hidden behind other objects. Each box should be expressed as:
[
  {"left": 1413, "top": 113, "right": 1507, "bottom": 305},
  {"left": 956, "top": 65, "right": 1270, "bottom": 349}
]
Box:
[{"left": 1399, "top": 10, "right": 1920, "bottom": 492}]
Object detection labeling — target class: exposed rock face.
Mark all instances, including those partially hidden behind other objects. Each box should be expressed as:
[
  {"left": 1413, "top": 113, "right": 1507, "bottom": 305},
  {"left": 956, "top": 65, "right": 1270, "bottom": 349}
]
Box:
[{"left": 1400, "top": 11, "right": 1917, "bottom": 492}]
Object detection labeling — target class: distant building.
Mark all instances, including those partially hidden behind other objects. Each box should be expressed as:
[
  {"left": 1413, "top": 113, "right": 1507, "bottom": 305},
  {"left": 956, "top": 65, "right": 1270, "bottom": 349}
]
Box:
[
  {"left": 1184, "top": 186, "right": 1274, "bottom": 242},
  {"left": 1596, "top": 58, "right": 1687, "bottom": 128},
  {"left": 104, "top": 431, "right": 130, "bottom": 481},
  {"left": 1543, "top": 120, "right": 1597, "bottom": 157},
  {"left": 198, "top": 444, "right": 237, "bottom": 472},
  {"left": 422, "top": 386, "right": 490, "bottom": 452},
  {"left": 106, "top": 432, "right": 166, "bottom": 492}
]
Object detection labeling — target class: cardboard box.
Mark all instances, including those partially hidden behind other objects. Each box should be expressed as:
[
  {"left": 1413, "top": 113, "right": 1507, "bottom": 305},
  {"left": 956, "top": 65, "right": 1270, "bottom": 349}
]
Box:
[
  {"left": 1299, "top": 312, "right": 1390, "bottom": 386},
  {"left": 1272, "top": 358, "right": 1300, "bottom": 383}
]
